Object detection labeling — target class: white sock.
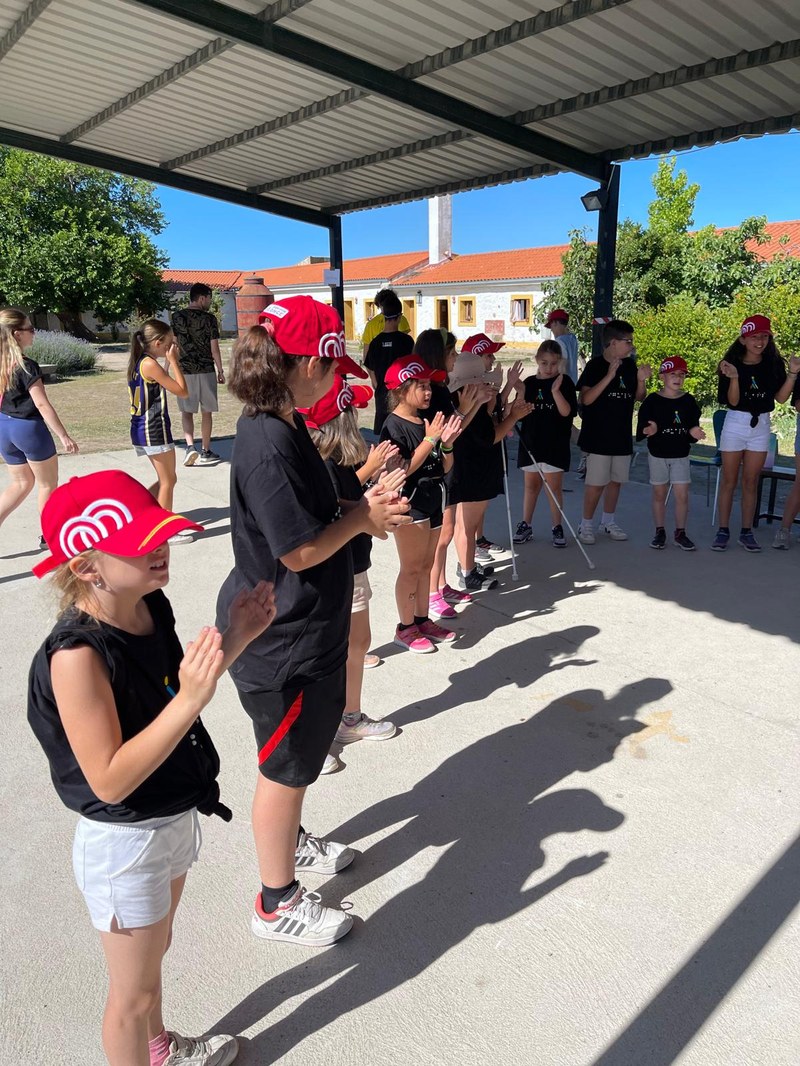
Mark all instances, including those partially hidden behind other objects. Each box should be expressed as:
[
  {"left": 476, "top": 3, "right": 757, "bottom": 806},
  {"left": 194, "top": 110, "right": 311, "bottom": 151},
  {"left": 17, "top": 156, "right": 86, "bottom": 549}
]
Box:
[
  {"left": 580, "top": 518, "right": 593, "bottom": 531},
  {"left": 601, "top": 512, "right": 615, "bottom": 526}
]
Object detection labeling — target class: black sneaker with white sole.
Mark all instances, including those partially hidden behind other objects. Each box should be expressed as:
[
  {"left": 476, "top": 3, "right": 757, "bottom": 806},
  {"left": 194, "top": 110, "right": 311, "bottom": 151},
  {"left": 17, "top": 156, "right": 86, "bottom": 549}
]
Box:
[
  {"left": 552, "top": 524, "right": 566, "bottom": 548},
  {"left": 674, "top": 529, "right": 696, "bottom": 551},
  {"left": 457, "top": 567, "right": 498, "bottom": 591},
  {"left": 650, "top": 527, "right": 666, "bottom": 550}
]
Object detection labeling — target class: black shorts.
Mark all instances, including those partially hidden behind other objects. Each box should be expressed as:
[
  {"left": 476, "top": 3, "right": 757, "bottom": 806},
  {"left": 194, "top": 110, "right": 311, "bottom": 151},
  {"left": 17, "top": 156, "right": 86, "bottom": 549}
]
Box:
[
  {"left": 410, "top": 506, "right": 444, "bottom": 529},
  {"left": 237, "top": 664, "right": 346, "bottom": 787}
]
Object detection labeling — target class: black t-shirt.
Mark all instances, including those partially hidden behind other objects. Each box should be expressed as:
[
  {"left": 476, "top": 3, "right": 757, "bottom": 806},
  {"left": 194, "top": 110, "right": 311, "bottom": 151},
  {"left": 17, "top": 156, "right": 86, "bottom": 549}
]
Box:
[
  {"left": 380, "top": 412, "right": 445, "bottom": 515},
  {"left": 449, "top": 401, "right": 504, "bottom": 504},
  {"left": 216, "top": 411, "right": 352, "bottom": 693},
  {"left": 717, "top": 358, "right": 787, "bottom": 415},
  {"left": 636, "top": 392, "right": 702, "bottom": 458},
  {"left": 1, "top": 356, "right": 44, "bottom": 419},
  {"left": 364, "top": 331, "right": 415, "bottom": 432},
  {"left": 326, "top": 460, "right": 371, "bottom": 574},
  {"left": 27, "top": 590, "right": 224, "bottom": 823},
  {"left": 171, "top": 308, "right": 220, "bottom": 374},
  {"left": 577, "top": 357, "right": 638, "bottom": 455},
  {"left": 517, "top": 375, "right": 578, "bottom": 471}
]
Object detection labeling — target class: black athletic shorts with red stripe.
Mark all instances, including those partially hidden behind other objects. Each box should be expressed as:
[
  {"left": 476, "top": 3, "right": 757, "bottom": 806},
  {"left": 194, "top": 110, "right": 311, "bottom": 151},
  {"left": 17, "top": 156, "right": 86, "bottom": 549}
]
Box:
[{"left": 237, "top": 663, "right": 346, "bottom": 787}]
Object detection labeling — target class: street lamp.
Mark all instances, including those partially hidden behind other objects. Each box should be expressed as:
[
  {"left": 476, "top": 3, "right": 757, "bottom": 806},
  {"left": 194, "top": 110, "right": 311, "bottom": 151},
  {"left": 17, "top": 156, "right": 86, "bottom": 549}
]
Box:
[{"left": 581, "top": 186, "right": 609, "bottom": 212}]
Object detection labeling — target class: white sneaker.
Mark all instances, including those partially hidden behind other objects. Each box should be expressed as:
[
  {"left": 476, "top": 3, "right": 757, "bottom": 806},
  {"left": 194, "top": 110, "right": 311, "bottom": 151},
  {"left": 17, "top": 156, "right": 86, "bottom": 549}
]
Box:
[
  {"left": 162, "top": 1030, "right": 238, "bottom": 1065},
  {"left": 183, "top": 448, "right": 199, "bottom": 467},
  {"left": 599, "top": 522, "right": 628, "bottom": 541},
  {"left": 295, "top": 830, "right": 354, "bottom": 874},
  {"left": 252, "top": 885, "right": 353, "bottom": 947},
  {"left": 168, "top": 531, "right": 195, "bottom": 545},
  {"left": 772, "top": 527, "right": 791, "bottom": 550},
  {"left": 336, "top": 713, "right": 397, "bottom": 744},
  {"left": 577, "top": 526, "right": 596, "bottom": 545},
  {"left": 319, "top": 752, "right": 339, "bottom": 775}
]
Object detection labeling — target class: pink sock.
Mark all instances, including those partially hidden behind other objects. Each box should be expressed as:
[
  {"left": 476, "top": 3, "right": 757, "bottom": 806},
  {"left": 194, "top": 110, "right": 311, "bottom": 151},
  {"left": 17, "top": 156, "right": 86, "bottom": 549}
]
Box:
[{"left": 149, "top": 1029, "right": 171, "bottom": 1066}]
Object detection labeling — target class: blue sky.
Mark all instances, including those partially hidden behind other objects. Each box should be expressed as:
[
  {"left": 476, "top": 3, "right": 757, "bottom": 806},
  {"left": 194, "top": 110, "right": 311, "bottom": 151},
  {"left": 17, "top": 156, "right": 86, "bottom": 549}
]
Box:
[{"left": 157, "top": 132, "right": 800, "bottom": 270}]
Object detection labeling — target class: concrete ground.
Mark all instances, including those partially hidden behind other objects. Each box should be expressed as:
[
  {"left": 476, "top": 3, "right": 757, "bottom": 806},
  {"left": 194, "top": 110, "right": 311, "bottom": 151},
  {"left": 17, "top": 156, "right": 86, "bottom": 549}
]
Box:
[{"left": 1, "top": 442, "right": 798, "bottom": 1066}]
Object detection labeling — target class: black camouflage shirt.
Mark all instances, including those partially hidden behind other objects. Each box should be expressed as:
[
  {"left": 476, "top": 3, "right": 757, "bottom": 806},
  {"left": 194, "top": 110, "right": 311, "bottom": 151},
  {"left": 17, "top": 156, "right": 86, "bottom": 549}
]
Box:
[{"left": 171, "top": 308, "right": 220, "bottom": 374}]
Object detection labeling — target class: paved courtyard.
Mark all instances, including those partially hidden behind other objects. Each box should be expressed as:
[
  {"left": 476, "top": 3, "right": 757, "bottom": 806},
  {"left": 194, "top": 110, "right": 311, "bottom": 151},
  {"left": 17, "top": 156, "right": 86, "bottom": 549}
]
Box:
[{"left": 1, "top": 444, "right": 798, "bottom": 1066}]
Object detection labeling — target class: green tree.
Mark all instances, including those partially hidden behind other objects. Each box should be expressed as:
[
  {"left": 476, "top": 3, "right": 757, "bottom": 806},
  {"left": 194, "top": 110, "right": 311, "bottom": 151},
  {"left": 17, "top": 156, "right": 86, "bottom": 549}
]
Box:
[{"left": 0, "top": 148, "right": 168, "bottom": 338}]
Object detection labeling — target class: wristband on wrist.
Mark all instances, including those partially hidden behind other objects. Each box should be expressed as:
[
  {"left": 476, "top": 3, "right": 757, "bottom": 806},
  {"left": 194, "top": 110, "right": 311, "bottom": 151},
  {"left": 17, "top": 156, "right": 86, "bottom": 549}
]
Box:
[
  {"left": 424, "top": 435, "right": 438, "bottom": 445},
  {"left": 441, "top": 444, "right": 454, "bottom": 454}
]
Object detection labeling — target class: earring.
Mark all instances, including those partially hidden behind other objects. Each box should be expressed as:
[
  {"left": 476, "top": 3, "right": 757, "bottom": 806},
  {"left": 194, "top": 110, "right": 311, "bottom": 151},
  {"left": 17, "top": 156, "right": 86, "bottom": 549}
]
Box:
[{"left": 94, "top": 578, "right": 104, "bottom": 589}]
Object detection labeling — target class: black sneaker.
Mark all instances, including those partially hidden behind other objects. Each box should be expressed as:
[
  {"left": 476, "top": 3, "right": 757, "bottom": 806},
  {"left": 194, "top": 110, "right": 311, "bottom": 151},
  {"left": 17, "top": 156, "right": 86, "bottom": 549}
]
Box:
[
  {"left": 197, "top": 448, "right": 221, "bottom": 465},
  {"left": 738, "top": 531, "right": 761, "bottom": 553},
  {"left": 711, "top": 528, "right": 730, "bottom": 551},
  {"left": 650, "top": 527, "right": 666, "bottom": 550},
  {"left": 457, "top": 567, "right": 498, "bottom": 591},
  {"left": 37, "top": 534, "right": 47, "bottom": 551},
  {"left": 458, "top": 561, "right": 494, "bottom": 579},
  {"left": 552, "top": 524, "right": 566, "bottom": 548},
  {"left": 513, "top": 521, "right": 533, "bottom": 544},
  {"left": 674, "top": 529, "right": 696, "bottom": 552}
]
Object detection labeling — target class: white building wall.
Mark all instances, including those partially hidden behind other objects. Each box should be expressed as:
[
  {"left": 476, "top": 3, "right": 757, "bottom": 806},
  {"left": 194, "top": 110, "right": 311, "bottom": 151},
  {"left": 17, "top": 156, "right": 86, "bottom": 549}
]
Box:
[{"left": 394, "top": 280, "right": 555, "bottom": 345}]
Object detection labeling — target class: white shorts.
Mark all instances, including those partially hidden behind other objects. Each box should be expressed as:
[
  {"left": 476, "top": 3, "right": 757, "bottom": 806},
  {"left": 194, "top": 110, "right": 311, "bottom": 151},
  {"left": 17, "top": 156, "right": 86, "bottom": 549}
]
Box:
[
  {"left": 585, "top": 453, "right": 631, "bottom": 486},
  {"left": 648, "top": 455, "right": 691, "bottom": 485},
  {"left": 133, "top": 442, "right": 175, "bottom": 457},
  {"left": 719, "top": 410, "right": 770, "bottom": 453},
  {"left": 522, "top": 462, "right": 564, "bottom": 475},
  {"left": 351, "top": 571, "right": 372, "bottom": 613},
  {"left": 73, "top": 809, "right": 201, "bottom": 931},
  {"left": 177, "top": 373, "right": 219, "bottom": 414}
]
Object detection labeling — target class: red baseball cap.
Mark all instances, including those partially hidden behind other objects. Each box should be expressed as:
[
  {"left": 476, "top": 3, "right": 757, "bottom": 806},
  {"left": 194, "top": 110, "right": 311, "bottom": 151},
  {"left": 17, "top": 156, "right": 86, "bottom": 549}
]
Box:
[
  {"left": 33, "top": 470, "right": 202, "bottom": 578},
  {"left": 258, "top": 295, "right": 367, "bottom": 378},
  {"left": 740, "top": 314, "right": 772, "bottom": 336},
  {"left": 461, "top": 333, "right": 505, "bottom": 356},
  {"left": 659, "top": 356, "right": 688, "bottom": 375},
  {"left": 297, "top": 373, "right": 373, "bottom": 430},
  {"left": 545, "top": 308, "right": 569, "bottom": 326},
  {"left": 384, "top": 356, "right": 446, "bottom": 391}
]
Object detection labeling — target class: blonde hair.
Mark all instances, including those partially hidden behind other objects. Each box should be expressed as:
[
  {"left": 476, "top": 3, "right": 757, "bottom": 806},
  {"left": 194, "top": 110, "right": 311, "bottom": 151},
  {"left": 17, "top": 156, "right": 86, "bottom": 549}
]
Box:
[
  {"left": 307, "top": 407, "right": 368, "bottom": 467},
  {"left": 127, "top": 319, "right": 172, "bottom": 381},
  {"left": 49, "top": 551, "right": 101, "bottom": 617},
  {"left": 0, "top": 308, "right": 30, "bottom": 394}
]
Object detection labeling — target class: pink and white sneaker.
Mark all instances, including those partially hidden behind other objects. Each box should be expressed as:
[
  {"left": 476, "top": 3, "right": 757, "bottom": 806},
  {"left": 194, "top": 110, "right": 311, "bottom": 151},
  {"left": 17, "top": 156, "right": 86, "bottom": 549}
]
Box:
[
  {"left": 441, "top": 582, "right": 472, "bottom": 605},
  {"left": 393, "top": 625, "right": 436, "bottom": 654},
  {"left": 429, "top": 592, "right": 457, "bottom": 619},
  {"left": 417, "top": 618, "right": 457, "bottom": 643}
]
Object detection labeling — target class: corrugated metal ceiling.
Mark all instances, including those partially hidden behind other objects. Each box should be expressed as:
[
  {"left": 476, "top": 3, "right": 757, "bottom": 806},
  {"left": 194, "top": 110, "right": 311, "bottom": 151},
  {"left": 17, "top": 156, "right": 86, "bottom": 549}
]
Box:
[{"left": 0, "top": 0, "right": 798, "bottom": 226}]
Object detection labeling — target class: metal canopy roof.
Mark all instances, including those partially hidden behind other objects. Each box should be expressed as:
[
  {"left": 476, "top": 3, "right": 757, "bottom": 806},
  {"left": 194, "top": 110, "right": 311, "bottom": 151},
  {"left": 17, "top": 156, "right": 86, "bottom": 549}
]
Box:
[{"left": 1, "top": 0, "right": 799, "bottom": 229}]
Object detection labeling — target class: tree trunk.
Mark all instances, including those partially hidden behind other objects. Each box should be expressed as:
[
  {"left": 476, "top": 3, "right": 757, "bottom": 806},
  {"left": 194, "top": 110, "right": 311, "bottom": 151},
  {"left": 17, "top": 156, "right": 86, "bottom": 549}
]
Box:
[{"left": 56, "top": 311, "right": 97, "bottom": 342}]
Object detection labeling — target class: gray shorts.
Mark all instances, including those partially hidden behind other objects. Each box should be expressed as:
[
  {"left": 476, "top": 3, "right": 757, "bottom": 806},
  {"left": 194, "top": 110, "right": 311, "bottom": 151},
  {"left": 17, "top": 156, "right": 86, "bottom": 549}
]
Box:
[
  {"left": 177, "top": 372, "right": 219, "bottom": 413},
  {"left": 648, "top": 455, "right": 691, "bottom": 486},
  {"left": 584, "top": 453, "right": 631, "bottom": 486}
]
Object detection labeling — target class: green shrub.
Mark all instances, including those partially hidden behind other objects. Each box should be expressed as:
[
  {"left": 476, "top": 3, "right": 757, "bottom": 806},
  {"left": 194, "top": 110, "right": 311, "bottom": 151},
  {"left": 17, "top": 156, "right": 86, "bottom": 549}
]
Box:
[
  {"left": 631, "top": 296, "right": 731, "bottom": 406},
  {"left": 29, "top": 330, "right": 98, "bottom": 374}
]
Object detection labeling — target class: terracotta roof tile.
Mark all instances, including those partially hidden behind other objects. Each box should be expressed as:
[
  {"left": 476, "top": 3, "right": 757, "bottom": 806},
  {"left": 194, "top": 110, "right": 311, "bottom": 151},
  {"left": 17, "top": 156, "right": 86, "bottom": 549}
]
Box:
[
  {"left": 406, "top": 245, "right": 569, "bottom": 285},
  {"left": 163, "top": 270, "right": 244, "bottom": 290},
  {"left": 748, "top": 220, "right": 800, "bottom": 260},
  {"left": 255, "top": 251, "right": 428, "bottom": 289}
]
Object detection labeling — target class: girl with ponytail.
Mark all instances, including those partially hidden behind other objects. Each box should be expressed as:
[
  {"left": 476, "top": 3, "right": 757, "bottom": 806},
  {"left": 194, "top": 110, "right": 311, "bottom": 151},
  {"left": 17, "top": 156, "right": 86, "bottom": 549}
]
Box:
[{"left": 0, "top": 308, "right": 78, "bottom": 548}]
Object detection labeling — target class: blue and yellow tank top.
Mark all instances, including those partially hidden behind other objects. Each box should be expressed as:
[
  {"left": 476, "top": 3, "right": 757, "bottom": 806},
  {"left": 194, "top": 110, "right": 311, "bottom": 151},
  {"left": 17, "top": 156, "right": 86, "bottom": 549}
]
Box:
[{"left": 128, "top": 359, "right": 172, "bottom": 448}]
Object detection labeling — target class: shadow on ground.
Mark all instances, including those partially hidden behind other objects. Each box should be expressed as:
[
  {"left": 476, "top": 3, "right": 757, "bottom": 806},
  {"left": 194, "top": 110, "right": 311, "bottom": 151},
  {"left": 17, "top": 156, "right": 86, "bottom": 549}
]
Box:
[{"left": 213, "top": 668, "right": 671, "bottom": 1063}]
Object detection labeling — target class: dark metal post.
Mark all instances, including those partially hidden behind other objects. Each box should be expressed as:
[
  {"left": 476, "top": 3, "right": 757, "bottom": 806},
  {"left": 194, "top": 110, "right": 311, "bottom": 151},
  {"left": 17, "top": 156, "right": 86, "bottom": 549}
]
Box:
[
  {"left": 591, "top": 164, "right": 620, "bottom": 359},
  {"left": 328, "top": 214, "right": 345, "bottom": 320}
]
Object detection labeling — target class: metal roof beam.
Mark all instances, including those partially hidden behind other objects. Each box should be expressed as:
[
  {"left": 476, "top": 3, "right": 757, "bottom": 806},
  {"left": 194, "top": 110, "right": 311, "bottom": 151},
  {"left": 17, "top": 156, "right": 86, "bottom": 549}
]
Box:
[
  {"left": 513, "top": 38, "right": 800, "bottom": 126},
  {"left": 60, "top": 0, "right": 316, "bottom": 144},
  {"left": 163, "top": 87, "right": 362, "bottom": 171},
  {"left": 0, "top": 0, "right": 55, "bottom": 62},
  {"left": 129, "top": 0, "right": 606, "bottom": 180},
  {"left": 161, "top": 0, "right": 622, "bottom": 172},
  {"left": 603, "top": 110, "right": 800, "bottom": 162},
  {"left": 399, "top": 0, "right": 634, "bottom": 79},
  {"left": 328, "top": 162, "right": 559, "bottom": 215},
  {"left": 248, "top": 130, "right": 469, "bottom": 194},
  {"left": 0, "top": 126, "right": 332, "bottom": 228}
]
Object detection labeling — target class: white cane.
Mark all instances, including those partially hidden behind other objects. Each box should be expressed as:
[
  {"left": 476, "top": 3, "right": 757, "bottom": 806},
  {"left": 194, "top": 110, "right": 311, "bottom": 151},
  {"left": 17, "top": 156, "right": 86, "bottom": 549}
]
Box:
[
  {"left": 500, "top": 437, "right": 519, "bottom": 581},
  {"left": 519, "top": 437, "right": 596, "bottom": 572}
]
